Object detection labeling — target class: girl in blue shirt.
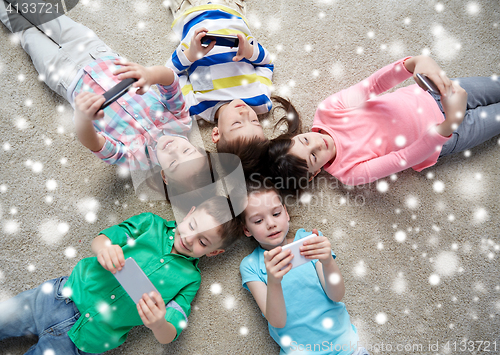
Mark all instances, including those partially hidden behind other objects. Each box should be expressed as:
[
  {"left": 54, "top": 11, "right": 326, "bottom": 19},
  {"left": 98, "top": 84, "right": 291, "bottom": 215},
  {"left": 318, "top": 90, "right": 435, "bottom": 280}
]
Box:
[{"left": 239, "top": 182, "right": 369, "bottom": 355}]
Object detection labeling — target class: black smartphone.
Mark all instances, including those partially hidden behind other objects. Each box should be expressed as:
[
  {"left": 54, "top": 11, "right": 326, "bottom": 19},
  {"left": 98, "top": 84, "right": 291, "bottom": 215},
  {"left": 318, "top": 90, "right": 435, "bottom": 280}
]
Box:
[
  {"left": 100, "top": 78, "right": 138, "bottom": 110},
  {"left": 416, "top": 73, "right": 440, "bottom": 96},
  {"left": 201, "top": 33, "right": 239, "bottom": 48}
]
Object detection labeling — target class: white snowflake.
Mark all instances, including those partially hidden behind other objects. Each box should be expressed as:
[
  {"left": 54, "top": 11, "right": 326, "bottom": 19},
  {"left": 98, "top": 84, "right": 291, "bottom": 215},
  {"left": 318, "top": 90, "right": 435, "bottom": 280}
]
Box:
[
  {"left": 405, "top": 195, "right": 419, "bottom": 209},
  {"left": 431, "top": 24, "right": 461, "bottom": 60},
  {"left": 3, "top": 220, "right": 20, "bottom": 234},
  {"left": 210, "top": 283, "right": 222, "bottom": 294},
  {"left": 466, "top": 2, "right": 480, "bottom": 15},
  {"left": 473, "top": 207, "right": 489, "bottom": 224},
  {"left": 223, "top": 295, "right": 235, "bottom": 309},
  {"left": 64, "top": 247, "right": 77, "bottom": 259},
  {"left": 394, "top": 230, "right": 407, "bottom": 243},
  {"left": 353, "top": 260, "right": 367, "bottom": 277},
  {"left": 376, "top": 180, "right": 389, "bottom": 193},
  {"left": 39, "top": 219, "right": 70, "bottom": 245},
  {"left": 46, "top": 179, "right": 58, "bottom": 191},
  {"left": 375, "top": 312, "right": 387, "bottom": 324},
  {"left": 433, "top": 251, "right": 459, "bottom": 276},
  {"left": 429, "top": 274, "right": 441, "bottom": 285},
  {"left": 392, "top": 273, "right": 407, "bottom": 294}
]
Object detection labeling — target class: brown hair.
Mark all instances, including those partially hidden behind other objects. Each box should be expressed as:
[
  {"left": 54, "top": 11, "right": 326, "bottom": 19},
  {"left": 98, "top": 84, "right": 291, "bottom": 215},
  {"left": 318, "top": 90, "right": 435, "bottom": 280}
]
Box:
[
  {"left": 198, "top": 195, "right": 245, "bottom": 249},
  {"left": 266, "top": 137, "right": 310, "bottom": 193}
]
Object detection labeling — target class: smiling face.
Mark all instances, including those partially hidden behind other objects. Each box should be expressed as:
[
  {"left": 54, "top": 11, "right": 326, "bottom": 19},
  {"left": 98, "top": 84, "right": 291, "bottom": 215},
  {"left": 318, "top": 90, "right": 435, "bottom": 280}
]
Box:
[
  {"left": 212, "top": 99, "right": 265, "bottom": 144},
  {"left": 243, "top": 190, "right": 290, "bottom": 250},
  {"left": 288, "top": 132, "right": 336, "bottom": 176},
  {"left": 156, "top": 136, "right": 207, "bottom": 183},
  {"left": 171, "top": 206, "right": 225, "bottom": 258}
]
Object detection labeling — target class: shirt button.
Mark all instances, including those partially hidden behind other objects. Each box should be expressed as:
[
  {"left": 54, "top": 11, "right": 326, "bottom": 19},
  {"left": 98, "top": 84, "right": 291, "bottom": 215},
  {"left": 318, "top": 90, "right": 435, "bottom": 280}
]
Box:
[
  {"left": 85, "top": 313, "right": 90, "bottom": 318},
  {"left": 160, "top": 259, "right": 165, "bottom": 263},
  {"left": 135, "top": 114, "right": 138, "bottom": 118},
  {"left": 169, "top": 236, "right": 173, "bottom": 240},
  {"left": 111, "top": 295, "right": 115, "bottom": 300},
  {"left": 172, "top": 228, "right": 176, "bottom": 232}
]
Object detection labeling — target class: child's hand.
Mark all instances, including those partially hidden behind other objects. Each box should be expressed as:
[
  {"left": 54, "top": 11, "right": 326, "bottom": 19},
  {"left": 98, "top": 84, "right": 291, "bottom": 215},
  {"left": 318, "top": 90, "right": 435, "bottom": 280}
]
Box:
[
  {"left": 407, "top": 56, "right": 452, "bottom": 97},
  {"left": 436, "top": 81, "right": 468, "bottom": 137},
  {"left": 113, "top": 60, "right": 152, "bottom": 95},
  {"left": 137, "top": 292, "right": 167, "bottom": 331},
  {"left": 96, "top": 243, "right": 125, "bottom": 274},
  {"left": 264, "top": 246, "right": 293, "bottom": 283},
  {"left": 300, "top": 229, "right": 334, "bottom": 266},
  {"left": 232, "top": 33, "right": 254, "bottom": 62},
  {"left": 184, "top": 27, "right": 216, "bottom": 62},
  {"left": 74, "top": 92, "right": 105, "bottom": 121}
]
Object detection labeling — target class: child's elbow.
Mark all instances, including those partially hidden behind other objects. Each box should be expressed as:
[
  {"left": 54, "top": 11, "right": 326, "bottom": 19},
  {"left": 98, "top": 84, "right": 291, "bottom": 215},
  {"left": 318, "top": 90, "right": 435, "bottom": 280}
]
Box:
[{"left": 270, "top": 319, "right": 287, "bottom": 328}]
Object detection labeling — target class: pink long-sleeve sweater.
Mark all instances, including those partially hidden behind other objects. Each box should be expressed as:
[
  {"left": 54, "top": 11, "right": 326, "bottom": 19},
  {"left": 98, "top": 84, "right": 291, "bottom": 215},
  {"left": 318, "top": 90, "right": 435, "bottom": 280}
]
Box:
[{"left": 313, "top": 57, "right": 451, "bottom": 186}]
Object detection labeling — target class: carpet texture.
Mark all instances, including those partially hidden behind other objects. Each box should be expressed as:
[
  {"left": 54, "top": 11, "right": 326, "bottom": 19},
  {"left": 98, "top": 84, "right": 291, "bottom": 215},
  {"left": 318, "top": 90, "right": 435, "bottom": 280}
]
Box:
[{"left": 0, "top": 0, "right": 499, "bottom": 354}]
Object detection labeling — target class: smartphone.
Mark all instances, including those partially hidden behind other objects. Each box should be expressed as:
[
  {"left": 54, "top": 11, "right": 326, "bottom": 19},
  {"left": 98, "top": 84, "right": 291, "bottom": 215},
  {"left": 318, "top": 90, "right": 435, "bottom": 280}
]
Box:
[
  {"left": 113, "top": 257, "right": 160, "bottom": 304},
  {"left": 416, "top": 73, "right": 440, "bottom": 95},
  {"left": 100, "top": 78, "right": 138, "bottom": 110},
  {"left": 281, "top": 234, "right": 318, "bottom": 270},
  {"left": 201, "top": 33, "right": 239, "bottom": 48}
]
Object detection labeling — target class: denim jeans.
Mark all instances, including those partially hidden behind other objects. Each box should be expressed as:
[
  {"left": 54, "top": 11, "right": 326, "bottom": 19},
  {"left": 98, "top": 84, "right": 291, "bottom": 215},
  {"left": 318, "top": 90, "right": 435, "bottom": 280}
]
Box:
[
  {"left": 0, "top": 1, "right": 117, "bottom": 99},
  {"left": 0, "top": 277, "right": 95, "bottom": 355},
  {"left": 433, "top": 77, "right": 500, "bottom": 157}
]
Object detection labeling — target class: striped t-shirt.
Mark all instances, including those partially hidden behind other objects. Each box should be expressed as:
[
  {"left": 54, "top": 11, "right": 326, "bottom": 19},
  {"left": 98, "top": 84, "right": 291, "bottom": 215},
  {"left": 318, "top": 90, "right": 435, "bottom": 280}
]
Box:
[{"left": 166, "top": 4, "right": 274, "bottom": 122}]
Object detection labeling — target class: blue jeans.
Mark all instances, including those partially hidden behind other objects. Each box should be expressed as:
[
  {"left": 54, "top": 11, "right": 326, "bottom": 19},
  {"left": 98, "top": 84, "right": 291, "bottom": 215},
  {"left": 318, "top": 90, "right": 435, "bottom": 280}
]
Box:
[
  {"left": 0, "top": 277, "right": 95, "bottom": 355},
  {"left": 433, "top": 77, "right": 500, "bottom": 157}
]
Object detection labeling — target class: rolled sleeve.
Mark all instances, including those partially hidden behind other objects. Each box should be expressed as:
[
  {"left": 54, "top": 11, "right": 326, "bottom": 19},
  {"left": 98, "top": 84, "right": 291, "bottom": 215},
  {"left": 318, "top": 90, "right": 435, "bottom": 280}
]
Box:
[
  {"left": 92, "top": 134, "right": 129, "bottom": 167},
  {"left": 165, "top": 278, "right": 201, "bottom": 340}
]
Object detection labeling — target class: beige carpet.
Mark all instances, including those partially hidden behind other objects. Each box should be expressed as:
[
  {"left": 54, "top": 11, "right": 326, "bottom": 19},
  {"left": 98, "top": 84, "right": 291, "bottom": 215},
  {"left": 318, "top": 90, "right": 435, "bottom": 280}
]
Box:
[{"left": 1, "top": 0, "right": 499, "bottom": 354}]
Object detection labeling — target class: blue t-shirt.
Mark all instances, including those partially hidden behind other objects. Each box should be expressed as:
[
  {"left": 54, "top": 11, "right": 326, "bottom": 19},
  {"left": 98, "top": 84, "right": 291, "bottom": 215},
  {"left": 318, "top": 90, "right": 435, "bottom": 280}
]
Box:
[{"left": 240, "top": 229, "right": 359, "bottom": 355}]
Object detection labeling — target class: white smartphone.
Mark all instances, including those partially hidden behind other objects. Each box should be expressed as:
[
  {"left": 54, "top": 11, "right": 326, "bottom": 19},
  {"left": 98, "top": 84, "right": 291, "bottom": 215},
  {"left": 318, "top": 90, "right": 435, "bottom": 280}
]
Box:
[
  {"left": 113, "top": 257, "right": 160, "bottom": 304},
  {"left": 281, "top": 234, "right": 318, "bottom": 269}
]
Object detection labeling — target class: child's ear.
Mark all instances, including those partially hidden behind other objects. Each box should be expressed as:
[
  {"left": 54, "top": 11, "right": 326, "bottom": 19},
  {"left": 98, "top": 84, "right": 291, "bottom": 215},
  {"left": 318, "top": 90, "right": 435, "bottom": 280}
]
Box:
[
  {"left": 206, "top": 248, "right": 225, "bottom": 257},
  {"left": 183, "top": 206, "right": 196, "bottom": 221},
  {"left": 243, "top": 225, "right": 252, "bottom": 237},
  {"left": 211, "top": 127, "right": 220, "bottom": 143},
  {"left": 308, "top": 170, "right": 321, "bottom": 181},
  {"left": 161, "top": 170, "right": 169, "bottom": 185},
  {"left": 283, "top": 204, "right": 290, "bottom": 222}
]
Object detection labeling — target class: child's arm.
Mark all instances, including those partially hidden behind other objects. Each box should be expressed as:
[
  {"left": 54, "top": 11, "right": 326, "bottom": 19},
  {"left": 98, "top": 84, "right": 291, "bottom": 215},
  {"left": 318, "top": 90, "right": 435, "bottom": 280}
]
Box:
[
  {"left": 113, "top": 60, "right": 176, "bottom": 94},
  {"left": 137, "top": 292, "right": 177, "bottom": 344},
  {"left": 91, "top": 234, "right": 125, "bottom": 274},
  {"left": 246, "top": 247, "right": 294, "bottom": 328},
  {"left": 113, "top": 60, "right": 191, "bottom": 133},
  {"left": 74, "top": 92, "right": 106, "bottom": 152},
  {"left": 300, "top": 229, "right": 345, "bottom": 302}
]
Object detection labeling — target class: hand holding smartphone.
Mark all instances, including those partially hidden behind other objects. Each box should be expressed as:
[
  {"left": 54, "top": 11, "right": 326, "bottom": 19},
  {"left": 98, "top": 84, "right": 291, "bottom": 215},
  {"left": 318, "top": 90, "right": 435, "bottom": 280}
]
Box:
[
  {"left": 113, "top": 257, "right": 160, "bottom": 304},
  {"left": 415, "top": 73, "right": 440, "bottom": 95},
  {"left": 281, "top": 234, "right": 318, "bottom": 269},
  {"left": 201, "top": 33, "right": 239, "bottom": 47},
  {"left": 100, "top": 78, "right": 138, "bottom": 110}
]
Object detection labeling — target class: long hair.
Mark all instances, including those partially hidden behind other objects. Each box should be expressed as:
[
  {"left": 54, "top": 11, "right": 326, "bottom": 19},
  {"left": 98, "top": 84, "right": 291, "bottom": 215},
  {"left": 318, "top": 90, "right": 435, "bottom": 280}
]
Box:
[{"left": 265, "top": 137, "right": 310, "bottom": 194}]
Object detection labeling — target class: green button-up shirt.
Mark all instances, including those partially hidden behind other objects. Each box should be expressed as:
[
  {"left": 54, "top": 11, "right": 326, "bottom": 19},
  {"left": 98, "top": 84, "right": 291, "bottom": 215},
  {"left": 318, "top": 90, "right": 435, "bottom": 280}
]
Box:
[{"left": 64, "top": 213, "right": 201, "bottom": 353}]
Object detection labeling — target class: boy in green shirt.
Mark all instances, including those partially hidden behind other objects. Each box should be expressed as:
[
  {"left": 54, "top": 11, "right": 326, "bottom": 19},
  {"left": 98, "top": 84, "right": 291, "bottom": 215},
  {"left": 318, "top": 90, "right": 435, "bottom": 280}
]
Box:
[{"left": 0, "top": 196, "right": 241, "bottom": 354}]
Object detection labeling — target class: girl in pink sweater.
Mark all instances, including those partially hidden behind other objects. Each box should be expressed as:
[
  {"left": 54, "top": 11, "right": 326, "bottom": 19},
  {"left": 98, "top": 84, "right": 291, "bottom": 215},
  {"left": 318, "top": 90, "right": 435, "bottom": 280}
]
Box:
[{"left": 266, "top": 56, "right": 500, "bottom": 188}]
